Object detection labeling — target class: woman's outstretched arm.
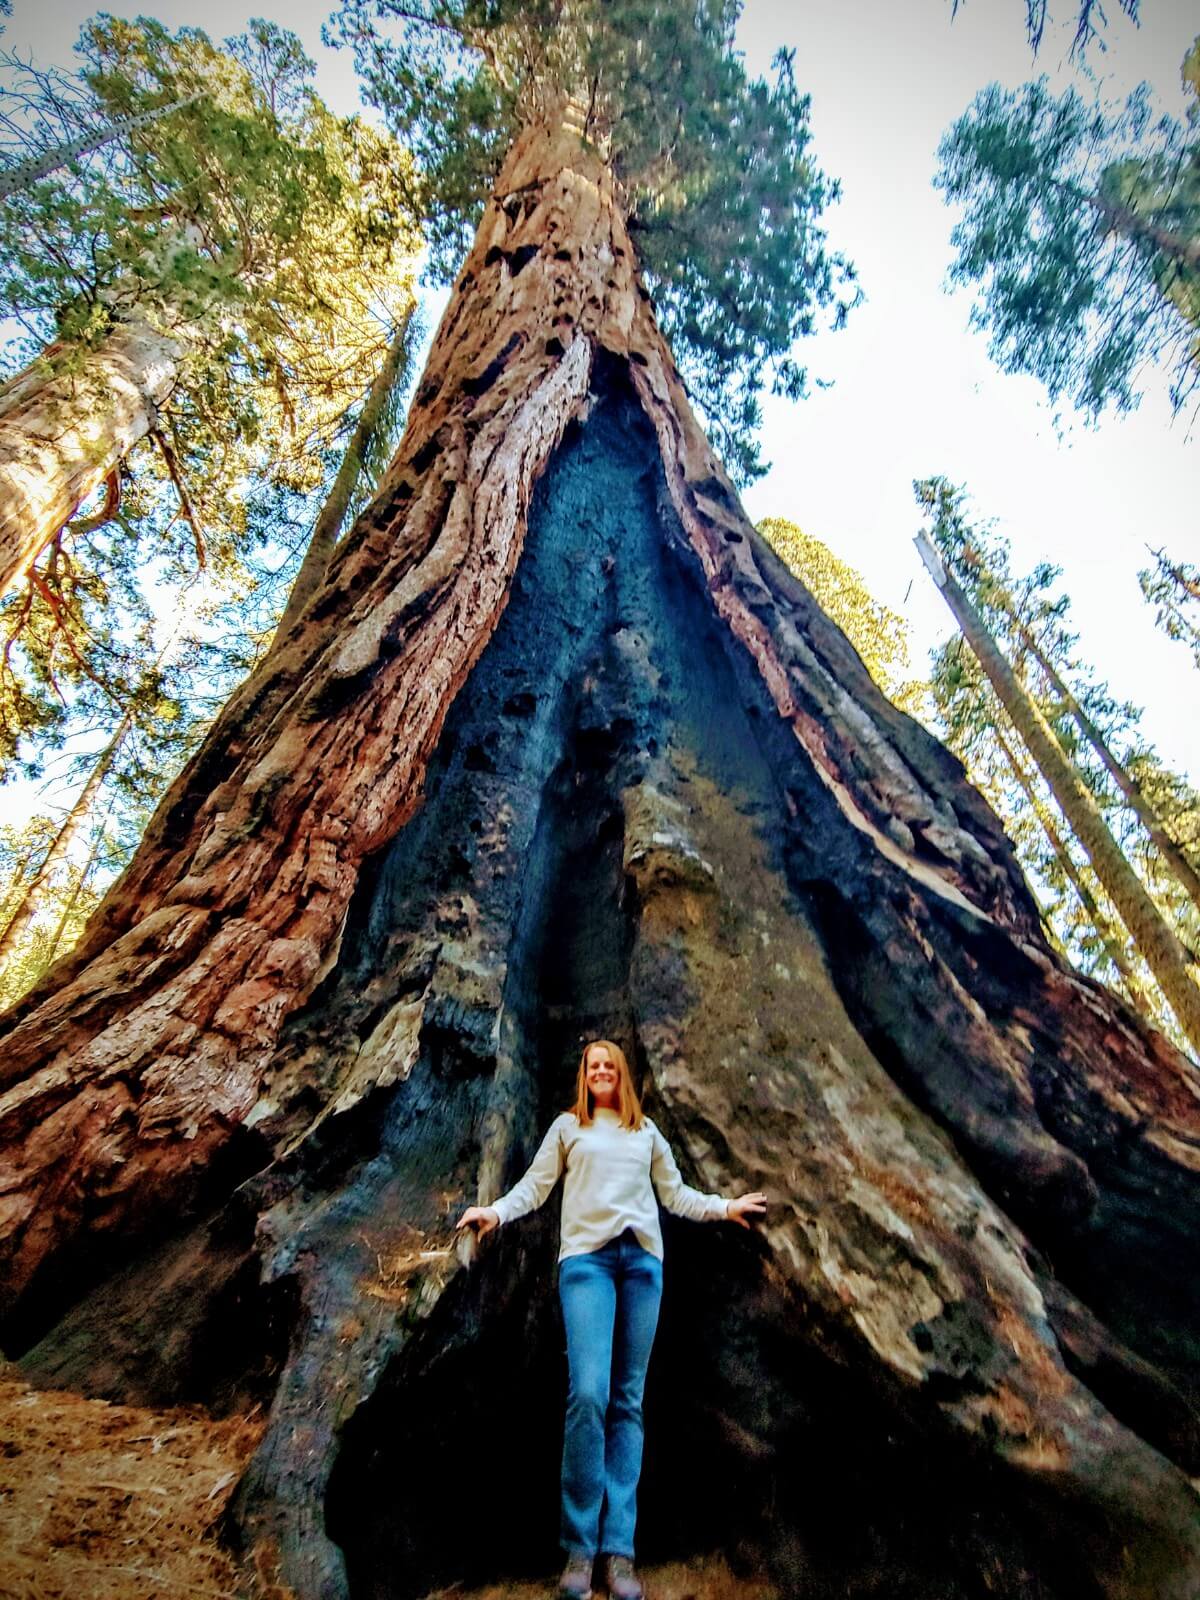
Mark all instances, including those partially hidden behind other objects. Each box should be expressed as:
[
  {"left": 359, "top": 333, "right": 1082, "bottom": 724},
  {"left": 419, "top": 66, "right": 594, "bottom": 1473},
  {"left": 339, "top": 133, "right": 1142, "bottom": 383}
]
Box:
[
  {"left": 649, "top": 1121, "right": 767, "bottom": 1228},
  {"left": 457, "top": 1114, "right": 568, "bottom": 1235}
]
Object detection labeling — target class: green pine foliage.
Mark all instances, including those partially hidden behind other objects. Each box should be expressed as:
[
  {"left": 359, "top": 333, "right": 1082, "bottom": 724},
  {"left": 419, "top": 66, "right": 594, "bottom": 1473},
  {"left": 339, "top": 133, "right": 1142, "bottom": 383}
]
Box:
[
  {"left": 1139, "top": 547, "right": 1200, "bottom": 671},
  {"left": 934, "top": 36, "right": 1200, "bottom": 421},
  {"left": 0, "top": 814, "right": 106, "bottom": 1009},
  {"left": 0, "top": 19, "right": 423, "bottom": 997},
  {"left": 327, "top": 0, "right": 860, "bottom": 482},
  {"left": 0, "top": 18, "right": 420, "bottom": 773}
]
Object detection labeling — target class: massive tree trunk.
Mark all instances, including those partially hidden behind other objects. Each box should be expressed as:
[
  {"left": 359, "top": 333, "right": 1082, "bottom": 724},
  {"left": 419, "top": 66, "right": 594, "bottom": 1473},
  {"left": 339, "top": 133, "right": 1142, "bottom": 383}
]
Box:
[
  {"left": 2, "top": 115, "right": 1199, "bottom": 1600},
  {"left": 0, "top": 318, "right": 181, "bottom": 598}
]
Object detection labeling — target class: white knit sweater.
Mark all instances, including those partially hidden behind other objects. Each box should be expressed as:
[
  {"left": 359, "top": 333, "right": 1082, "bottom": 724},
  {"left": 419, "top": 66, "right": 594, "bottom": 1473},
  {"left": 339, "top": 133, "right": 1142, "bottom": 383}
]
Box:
[{"left": 488, "top": 1106, "right": 729, "bottom": 1261}]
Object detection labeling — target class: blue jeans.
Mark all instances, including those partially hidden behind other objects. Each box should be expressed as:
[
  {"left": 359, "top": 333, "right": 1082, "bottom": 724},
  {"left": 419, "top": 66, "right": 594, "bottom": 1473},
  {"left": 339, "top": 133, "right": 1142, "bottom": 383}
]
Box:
[{"left": 557, "top": 1227, "right": 664, "bottom": 1560}]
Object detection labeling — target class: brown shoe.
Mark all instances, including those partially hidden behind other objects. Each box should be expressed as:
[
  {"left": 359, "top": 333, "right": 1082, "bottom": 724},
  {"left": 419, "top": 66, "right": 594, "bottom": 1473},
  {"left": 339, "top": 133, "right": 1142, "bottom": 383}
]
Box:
[
  {"left": 604, "top": 1555, "right": 644, "bottom": 1600},
  {"left": 558, "top": 1551, "right": 594, "bottom": 1600}
]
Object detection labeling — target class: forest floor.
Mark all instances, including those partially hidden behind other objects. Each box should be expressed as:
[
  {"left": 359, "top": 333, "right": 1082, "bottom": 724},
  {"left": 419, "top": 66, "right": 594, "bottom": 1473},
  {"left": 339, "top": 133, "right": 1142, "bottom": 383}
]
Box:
[
  {"left": 0, "top": 1368, "right": 777, "bottom": 1600},
  {"left": 0, "top": 1365, "right": 263, "bottom": 1599}
]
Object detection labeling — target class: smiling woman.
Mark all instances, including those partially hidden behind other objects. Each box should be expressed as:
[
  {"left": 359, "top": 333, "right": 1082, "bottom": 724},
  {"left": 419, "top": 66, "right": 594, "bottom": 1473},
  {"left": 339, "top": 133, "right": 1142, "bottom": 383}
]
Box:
[{"left": 457, "top": 1039, "right": 767, "bottom": 1600}]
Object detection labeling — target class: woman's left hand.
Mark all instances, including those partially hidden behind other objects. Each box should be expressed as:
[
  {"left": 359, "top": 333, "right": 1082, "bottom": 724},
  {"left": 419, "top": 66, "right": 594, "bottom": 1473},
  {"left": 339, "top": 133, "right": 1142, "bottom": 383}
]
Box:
[{"left": 726, "top": 1192, "right": 768, "bottom": 1228}]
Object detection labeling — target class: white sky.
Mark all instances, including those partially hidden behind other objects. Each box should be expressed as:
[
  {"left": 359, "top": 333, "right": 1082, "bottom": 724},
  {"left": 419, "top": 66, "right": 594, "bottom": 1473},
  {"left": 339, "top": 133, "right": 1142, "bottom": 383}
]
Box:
[{"left": 4, "top": 0, "right": 1198, "bottom": 824}]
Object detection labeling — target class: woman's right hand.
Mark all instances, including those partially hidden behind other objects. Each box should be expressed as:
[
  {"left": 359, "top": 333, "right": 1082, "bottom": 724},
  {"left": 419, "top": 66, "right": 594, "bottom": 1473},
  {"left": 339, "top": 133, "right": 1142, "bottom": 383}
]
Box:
[{"left": 456, "top": 1205, "right": 500, "bottom": 1237}]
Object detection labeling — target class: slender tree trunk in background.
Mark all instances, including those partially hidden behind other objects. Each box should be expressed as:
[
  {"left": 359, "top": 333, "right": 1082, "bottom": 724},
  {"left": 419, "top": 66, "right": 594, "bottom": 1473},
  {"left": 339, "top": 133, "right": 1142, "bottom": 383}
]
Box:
[
  {"left": 1, "top": 116, "right": 1199, "bottom": 1600},
  {"left": 0, "top": 709, "right": 130, "bottom": 969},
  {"left": 0, "top": 93, "right": 202, "bottom": 202},
  {"left": 42, "top": 817, "right": 107, "bottom": 969},
  {"left": 1015, "top": 619, "right": 1200, "bottom": 916},
  {"left": 957, "top": 538, "right": 1200, "bottom": 914},
  {"left": 917, "top": 529, "right": 1200, "bottom": 1056},
  {"left": 991, "top": 722, "right": 1147, "bottom": 1003},
  {"left": 271, "top": 306, "right": 416, "bottom": 647},
  {"left": 0, "top": 319, "right": 181, "bottom": 598}
]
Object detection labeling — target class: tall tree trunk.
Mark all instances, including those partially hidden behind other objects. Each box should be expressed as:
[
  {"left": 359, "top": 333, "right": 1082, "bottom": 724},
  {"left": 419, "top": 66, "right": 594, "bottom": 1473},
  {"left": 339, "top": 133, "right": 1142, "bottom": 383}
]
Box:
[
  {"left": 3, "top": 115, "right": 1200, "bottom": 1600},
  {"left": 0, "top": 319, "right": 181, "bottom": 598},
  {"left": 1017, "top": 619, "right": 1200, "bottom": 916},
  {"left": 0, "top": 93, "right": 202, "bottom": 202},
  {"left": 959, "top": 533, "right": 1200, "bottom": 917},
  {"left": 991, "top": 722, "right": 1147, "bottom": 1003},
  {"left": 271, "top": 306, "right": 416, "bottom": 647},
  {"left": 0, "top": 709, "right": 130, "bottom": 969},
  {"left": 956, "top": 538, "right": 1200, "bottom": 913},
  {"left": 42, "top": 814, "right": 108, "bottom": 969},
  {"left": 917, "top": 528, "right": 1200, "bottom": 1056}
]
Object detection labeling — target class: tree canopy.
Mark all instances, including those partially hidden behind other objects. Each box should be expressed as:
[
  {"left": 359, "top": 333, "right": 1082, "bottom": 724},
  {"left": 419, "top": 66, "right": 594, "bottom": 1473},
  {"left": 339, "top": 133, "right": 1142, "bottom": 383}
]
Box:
[
  {"left": 0, "top": 16, "right": 421, "bottom": 780},
  {"left": 327, "top": 0, "right": 859, "bottom": 481},
  {"left": 935, "top": 36, "right": 1200, "bottom": 421},
  {"left": 1139, "top": 546, "right": 1200, "bottom": 671}
]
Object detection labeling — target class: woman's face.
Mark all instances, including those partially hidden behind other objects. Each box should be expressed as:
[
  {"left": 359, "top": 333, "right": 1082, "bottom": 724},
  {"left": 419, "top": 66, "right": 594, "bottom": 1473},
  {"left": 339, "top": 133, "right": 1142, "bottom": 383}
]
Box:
[{"left": 585, "top": 1045, "right": 619, "bottom": 1104}]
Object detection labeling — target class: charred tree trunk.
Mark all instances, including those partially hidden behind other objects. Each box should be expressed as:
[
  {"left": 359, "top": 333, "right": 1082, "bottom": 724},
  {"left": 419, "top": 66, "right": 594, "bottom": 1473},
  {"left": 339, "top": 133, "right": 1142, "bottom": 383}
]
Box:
[
  {"left": 0, "top": 318, "right": 181, "bottom": 598},
  {"left": 3, "top": 116, "right": 1200, "bottom": 1600}
]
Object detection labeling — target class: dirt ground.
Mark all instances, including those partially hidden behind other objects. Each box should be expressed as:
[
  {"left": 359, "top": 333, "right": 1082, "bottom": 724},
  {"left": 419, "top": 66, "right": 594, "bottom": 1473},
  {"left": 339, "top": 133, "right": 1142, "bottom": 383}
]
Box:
[
  {"left": 0, "top": 1367, "right": 776, "bottom": 1600},
  {"left": 413, "top": 1557, "right": 779, "bottom": 1600}
]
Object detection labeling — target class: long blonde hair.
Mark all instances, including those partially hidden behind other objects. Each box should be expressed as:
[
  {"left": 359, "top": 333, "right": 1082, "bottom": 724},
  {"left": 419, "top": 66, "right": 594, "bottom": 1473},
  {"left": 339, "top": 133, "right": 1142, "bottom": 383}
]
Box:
[{"left": 569, "top": 1039, "right": 645, "bottom": 1130}]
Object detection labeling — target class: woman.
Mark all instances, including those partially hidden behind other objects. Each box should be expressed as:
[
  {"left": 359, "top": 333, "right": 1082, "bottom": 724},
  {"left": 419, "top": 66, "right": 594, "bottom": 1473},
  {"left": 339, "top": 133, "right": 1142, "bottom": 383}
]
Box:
[{"left": 457, "top": 1040, "right": 768, "bottom": 1600}]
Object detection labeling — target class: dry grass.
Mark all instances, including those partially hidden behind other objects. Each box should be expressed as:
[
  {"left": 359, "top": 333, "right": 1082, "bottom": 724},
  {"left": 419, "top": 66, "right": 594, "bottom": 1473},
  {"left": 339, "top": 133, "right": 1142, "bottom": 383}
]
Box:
[
  {"left": 0, "top": 1366, "right": 264, "bottom": 1600},
  {"left": 0, "top": 1366, "right": 774, "bottom": 1600}
]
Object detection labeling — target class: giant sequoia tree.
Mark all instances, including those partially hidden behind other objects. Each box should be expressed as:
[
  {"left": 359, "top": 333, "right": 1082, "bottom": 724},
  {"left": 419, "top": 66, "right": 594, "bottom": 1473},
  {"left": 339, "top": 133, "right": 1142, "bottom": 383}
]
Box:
[{"left": 1, "top": 9, "right": 1199, "bottom": 1600}]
